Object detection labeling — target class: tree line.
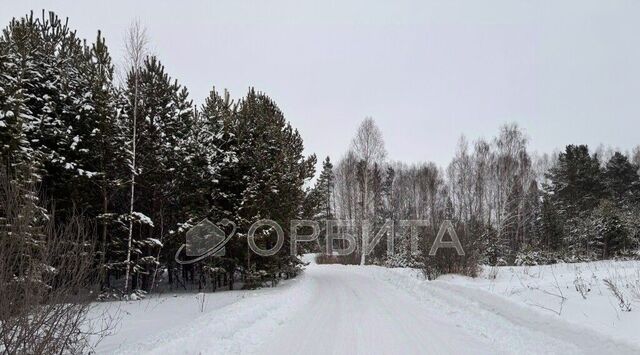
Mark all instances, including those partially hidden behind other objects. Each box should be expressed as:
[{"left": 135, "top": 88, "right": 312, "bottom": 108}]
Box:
[
  {"left": 0, "top": 12, "right": 316, "bottom": 301},
  {"left": 316, "top": 119, "right": 640, "bottom": 277},
  {"left": 2, "top": 10, "right": 639, "bottom": 298}
]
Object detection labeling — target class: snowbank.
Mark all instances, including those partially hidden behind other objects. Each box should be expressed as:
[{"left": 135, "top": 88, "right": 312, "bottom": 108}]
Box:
[{"left": 379, "top": 260, "right": 640, "bottom": 351}]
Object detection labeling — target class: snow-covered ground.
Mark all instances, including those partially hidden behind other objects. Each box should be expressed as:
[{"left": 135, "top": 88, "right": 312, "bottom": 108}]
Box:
[
  {"left": 442, "top": 260, "right": 640, "bottom": 348},
  {"left": 91, "top": 257, "right": 640, "bottom": 354}
]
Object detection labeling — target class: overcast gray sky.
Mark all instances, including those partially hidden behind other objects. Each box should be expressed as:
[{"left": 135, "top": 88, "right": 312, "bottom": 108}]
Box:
[{"left": 2, "top": 0, "right": 639, "bottom": 170}]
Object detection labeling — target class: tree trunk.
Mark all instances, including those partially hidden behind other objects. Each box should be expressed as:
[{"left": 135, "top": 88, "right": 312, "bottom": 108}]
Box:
[{"left": 124, "top": 68, "right": 138, "bottom": 293}]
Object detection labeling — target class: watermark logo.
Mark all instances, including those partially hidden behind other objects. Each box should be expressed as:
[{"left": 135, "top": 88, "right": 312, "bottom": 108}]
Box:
[
  {"left": 175, "top": 218, "right": 236, "bottom": 265},
  {"left": 175, "top": 219, "right": 464, "bottom": 264}
]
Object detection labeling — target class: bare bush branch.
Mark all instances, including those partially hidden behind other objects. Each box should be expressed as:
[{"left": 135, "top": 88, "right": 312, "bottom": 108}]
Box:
[{"left": 0, "top": 167, "right": 116, "bottom": 353}]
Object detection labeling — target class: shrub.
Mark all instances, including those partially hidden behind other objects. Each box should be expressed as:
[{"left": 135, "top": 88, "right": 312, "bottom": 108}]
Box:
[
  {"left": 0, "top": 168, "right": 112, "bottom": 353},
  {"left": 603, "top": 278, "right": 632, "bottom": 312},
  {"left": 420, "top": 223, "right": 480, "bottom": 280},
  {"left": 315, "top": 253, "right": 360, "bottom": 265}
]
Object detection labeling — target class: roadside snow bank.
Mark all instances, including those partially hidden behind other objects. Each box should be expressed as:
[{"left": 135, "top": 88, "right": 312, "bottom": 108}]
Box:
[
  {"left": 448, "top": 261, "right": 640, "bottom": 348},
  {"left": 92, "top": 274, "right": 313, "bottom": 354},
  {"left": 363, "top": 261, "right": 640, "bottom": 353}
]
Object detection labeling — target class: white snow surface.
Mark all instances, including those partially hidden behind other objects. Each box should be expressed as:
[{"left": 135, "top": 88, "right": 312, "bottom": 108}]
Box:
[{"left": 92, "top": 257, "right": 640, "bottom": 354}]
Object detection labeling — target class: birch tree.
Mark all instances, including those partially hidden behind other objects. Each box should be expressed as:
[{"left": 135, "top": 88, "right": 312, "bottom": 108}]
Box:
[
  {"left": 351, "top": 117, "right": 386, "bottom": 265},
  {"left": 123, "top": 20, "right": 148, "bottom": 293}
]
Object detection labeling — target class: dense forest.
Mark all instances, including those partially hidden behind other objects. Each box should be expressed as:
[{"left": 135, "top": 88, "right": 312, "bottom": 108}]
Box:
[
  {"left": 1, "top": 9, "right": 640, "bottom": 343},
  {"left": 0, "top": 11, "right": 320, "bottom": 300}
]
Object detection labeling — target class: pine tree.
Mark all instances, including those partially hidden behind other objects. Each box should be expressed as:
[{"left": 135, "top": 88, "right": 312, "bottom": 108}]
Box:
[
  {"left": 603, "top": 152, "right": 640, "bottom": 206},
  {"left": 545, "top": 145, "right": 605, "bottom": 258},
  {"left": 0, "top": 14, "right": 41, "bottom": 189},
  {"left": 119, "top": 56, "right": 193, "bottom": 291},
  {"left": 80, "top": 31, "right": 129, "bottom": 287},
  {"left": 546, "top": 145, "right": 604, "bottom": 215},
  {"left": 316, "top": 157, "right": 335, "bottom": 220},
  {"left": 307, "top": 156, "right": 334, "bottom": 250},
  {"left": 536, "top": 194, "right": 563, "bottom": 252},
  {"left": 216, "top": 88, "right": 315, "bottom": 284},
  {"left": 595, "top": 152, "right": 640, "bottom": 257}
]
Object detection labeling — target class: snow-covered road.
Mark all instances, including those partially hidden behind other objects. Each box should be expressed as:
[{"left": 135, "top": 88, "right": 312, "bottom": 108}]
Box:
[
  {"left": 102, "top": 260, "right": 640, "bottom": 354},
  {"left": 265, "top": 265, "right": 494, "bottom": 355}
]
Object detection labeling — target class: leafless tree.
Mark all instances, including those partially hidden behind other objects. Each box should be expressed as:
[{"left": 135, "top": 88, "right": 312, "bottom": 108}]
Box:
[
  {"left": 472, "top": 139, "right": 492, "bottom": 223},
  {"left": 351, "top": 117, "right": 386, "bottom": 264},
  {"left": 490, "top": 124, "right": 534, "bottom": 258},
  {"left": 631, "top": 145, "right": 640, "bottom": 175},
  {"left": 333, "top": 121, "right": 541, "bottom": 270},
  {"left": 448, "top": 136, "right": 474, "bottom": 223},
  {"left": 123, "top": 20, "right": 148, "bottom": 293},
  {"left": 332, "top": 150, "right": 360, "bottom": 260}
]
